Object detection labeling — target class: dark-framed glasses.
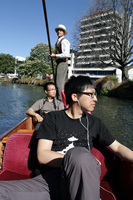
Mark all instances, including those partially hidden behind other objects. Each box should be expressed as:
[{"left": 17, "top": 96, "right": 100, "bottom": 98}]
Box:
[
  {"left": 47, "top": 88, "right": 57, "bottom": 91},
  {"left": 78, "top": 92, "right": 97, "bottom": 98}
]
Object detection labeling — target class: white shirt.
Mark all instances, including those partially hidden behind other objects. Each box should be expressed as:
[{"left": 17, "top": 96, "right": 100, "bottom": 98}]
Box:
[{"left": 56, "top": 36, "right": 70, "bottom": 58}]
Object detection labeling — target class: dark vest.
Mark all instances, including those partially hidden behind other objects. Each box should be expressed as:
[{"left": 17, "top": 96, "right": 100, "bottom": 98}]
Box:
[
  {"left": 56, "top": 38, "right": 64, "bottom": 54},
  {"left": 56, "top": 38, "right": 68, "bottom": 63}
]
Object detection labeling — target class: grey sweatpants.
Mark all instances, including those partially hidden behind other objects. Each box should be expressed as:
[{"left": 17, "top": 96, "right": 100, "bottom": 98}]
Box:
[
  {"left": 55, "top": 61, "right": 68, "bottom": 100},
  {"left": 0, "top": 147, "right": 101, "bottom": 200}
]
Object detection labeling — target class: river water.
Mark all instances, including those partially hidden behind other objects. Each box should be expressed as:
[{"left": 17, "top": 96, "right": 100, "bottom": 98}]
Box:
[{"left": 0, "top": 82, "right": 133, "bottom": 150}]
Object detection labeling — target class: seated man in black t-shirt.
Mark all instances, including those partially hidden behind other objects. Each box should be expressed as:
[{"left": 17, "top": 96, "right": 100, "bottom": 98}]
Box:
[{"left": 0, "top": 75, "right": 133, "bottom": 200}]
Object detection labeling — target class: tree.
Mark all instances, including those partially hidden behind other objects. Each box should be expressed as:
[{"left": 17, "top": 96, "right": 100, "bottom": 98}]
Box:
[
  {"left": 17, "top": 43, "right": 56, "bottom": 78},
  {"left": 72, "top": 0, "right": 133, "bottom": 81},
  {"left": 0, "top": 54, "right": 15, "bottom": 74}
]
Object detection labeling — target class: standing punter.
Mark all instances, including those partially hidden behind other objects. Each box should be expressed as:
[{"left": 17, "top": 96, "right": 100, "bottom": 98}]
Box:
[{"left": 49, "top": 24, "right": 70, "bottom": 100}]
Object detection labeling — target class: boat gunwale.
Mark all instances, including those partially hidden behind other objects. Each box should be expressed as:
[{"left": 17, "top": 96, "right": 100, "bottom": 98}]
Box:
[{"left": 0, "top": 116, "right": 33, "bottom": 140}]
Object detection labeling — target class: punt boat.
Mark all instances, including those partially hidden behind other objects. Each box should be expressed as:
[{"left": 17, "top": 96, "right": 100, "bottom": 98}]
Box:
[{"left": 0, "top": 116, "right": 133, "bottom": 200}]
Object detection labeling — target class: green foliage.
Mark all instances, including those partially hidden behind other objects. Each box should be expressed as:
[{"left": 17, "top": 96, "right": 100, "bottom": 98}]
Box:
[
  {"left": 0, "top": 54, "right": 15, "bottom": 74},
  {"left": 17, "top": 43, "right": 56, "bottom": 77},
  {"left": 100, "top": 87, "right": 111, "bottom": 96}
]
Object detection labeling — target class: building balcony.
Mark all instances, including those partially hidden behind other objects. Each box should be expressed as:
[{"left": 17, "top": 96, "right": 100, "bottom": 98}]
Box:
[
  {"left": 80, "top": 26, "right": 111, "bottom": 35},
  {"left": 80, "top": 19, "right": 112, "bottom": 29},
  {"left": 78, "top": 47, "right": 109, "bottom": 52},
  {"left": 79, "top": 40, "right": 109, "bottom": 46},
  {"left": 76, "top": 59, "right": 112, "bottom": 65}
]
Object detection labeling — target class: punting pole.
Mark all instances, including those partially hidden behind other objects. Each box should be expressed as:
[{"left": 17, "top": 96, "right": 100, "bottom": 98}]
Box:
[{"left": 42, "top": 0, "right": 55, "bottom": 81}]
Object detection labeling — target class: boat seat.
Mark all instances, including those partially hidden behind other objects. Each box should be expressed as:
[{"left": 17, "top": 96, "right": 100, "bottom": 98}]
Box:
[
  {"left": 61, "top": 90, "right": 69, "bottom": 109},
  {"left": 0, "top": 132, "right": 38, "bottom": 181},
  {"left": 2, "top": 137, "right": 9, "bottom": 144},
  {"left": 0, "top": 132, "right": 117, "bottom": 199},
  {"left": 1, "top": 130, "right": 34, "bottom": 145},
  {"left": 100, "top": 181, "right": 117, "bottom": 200},
  {"left": 17, "top": 129, "right": 34, "bottom": 133}
]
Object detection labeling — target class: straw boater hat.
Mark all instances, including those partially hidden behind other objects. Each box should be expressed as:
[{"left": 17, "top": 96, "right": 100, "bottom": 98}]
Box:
[{"left": 55, "top": 24, "right": 67, "bottom": 35}]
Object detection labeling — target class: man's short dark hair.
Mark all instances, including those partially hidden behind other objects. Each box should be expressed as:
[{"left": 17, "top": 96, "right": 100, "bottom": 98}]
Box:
[
  {"left": 64, "top": 76, "right": 96, "bottom": 105},
  {"left": 43, "top": 82, "right": 55, "bottom": 91}
]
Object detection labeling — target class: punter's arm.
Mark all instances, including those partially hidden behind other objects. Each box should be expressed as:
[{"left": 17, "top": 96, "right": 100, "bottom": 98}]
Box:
[
  {"left": 37, "top": 139, "right": 64, "bottom": 168},
  {"left": 108, "top": 140, "right": 133, "bottom": 163},
  {"left": 26, "top": 108, "right": 43, "bottom": 122}
]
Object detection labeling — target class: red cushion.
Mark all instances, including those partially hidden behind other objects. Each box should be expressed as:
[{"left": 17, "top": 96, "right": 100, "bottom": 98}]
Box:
[
  {"left": 2, "top": 133, "right": 34, "bottom": 176},
  {"left": 61, "top": 90, "right": 69, "bottom": 108},
  {"left": 91, "top": 148, "right": 107, "bottom": 181}
]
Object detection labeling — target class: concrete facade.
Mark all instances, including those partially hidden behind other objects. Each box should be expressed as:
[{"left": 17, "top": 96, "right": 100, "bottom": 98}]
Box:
[{"left": 68, "top": 10, "right": 133, "bottom": 82}]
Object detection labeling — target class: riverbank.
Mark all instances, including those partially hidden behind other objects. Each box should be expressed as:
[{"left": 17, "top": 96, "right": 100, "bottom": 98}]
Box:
[
  {"left": 1, "top": 76, "right": 133, "bottom": 100},
  {"left": 0, "top": 77, "right": 50, "bottom": 86},
  {"left": 95, "top": 76, "right": 133, "bottom": 100}
]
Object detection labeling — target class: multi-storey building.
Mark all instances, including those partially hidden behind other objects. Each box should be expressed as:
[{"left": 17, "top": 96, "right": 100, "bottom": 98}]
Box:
[{"left": 68, "top": 10, "right": 133, "bottom": 82}]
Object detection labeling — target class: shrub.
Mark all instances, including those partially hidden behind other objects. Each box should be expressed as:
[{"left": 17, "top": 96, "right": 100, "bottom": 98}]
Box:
[{"left": 100, "top": 87, "right": 111, "bottom": 96}]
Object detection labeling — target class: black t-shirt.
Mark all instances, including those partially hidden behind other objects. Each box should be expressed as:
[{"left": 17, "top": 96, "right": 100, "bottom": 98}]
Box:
[{"left": 36, "top": 110, "right": 115, "bottom": 153}]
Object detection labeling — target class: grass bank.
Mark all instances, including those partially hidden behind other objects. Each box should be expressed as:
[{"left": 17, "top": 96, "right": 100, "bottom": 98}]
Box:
[
  {"left": 95, "top": 75, "right": 133, "bottom": 100},
  {"left": 0, "top": 77, "right": 54, "bottom": 86}
]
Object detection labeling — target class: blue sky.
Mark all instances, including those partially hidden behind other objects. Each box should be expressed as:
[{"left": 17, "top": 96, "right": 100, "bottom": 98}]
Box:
[{"left": 0, "top": 0, "right": 91, "bottom": 59}]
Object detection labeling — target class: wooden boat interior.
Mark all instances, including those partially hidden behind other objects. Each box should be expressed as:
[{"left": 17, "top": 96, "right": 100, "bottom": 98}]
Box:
[{"left": 0, "top": 116, "right": 133, "bottom": 200}]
